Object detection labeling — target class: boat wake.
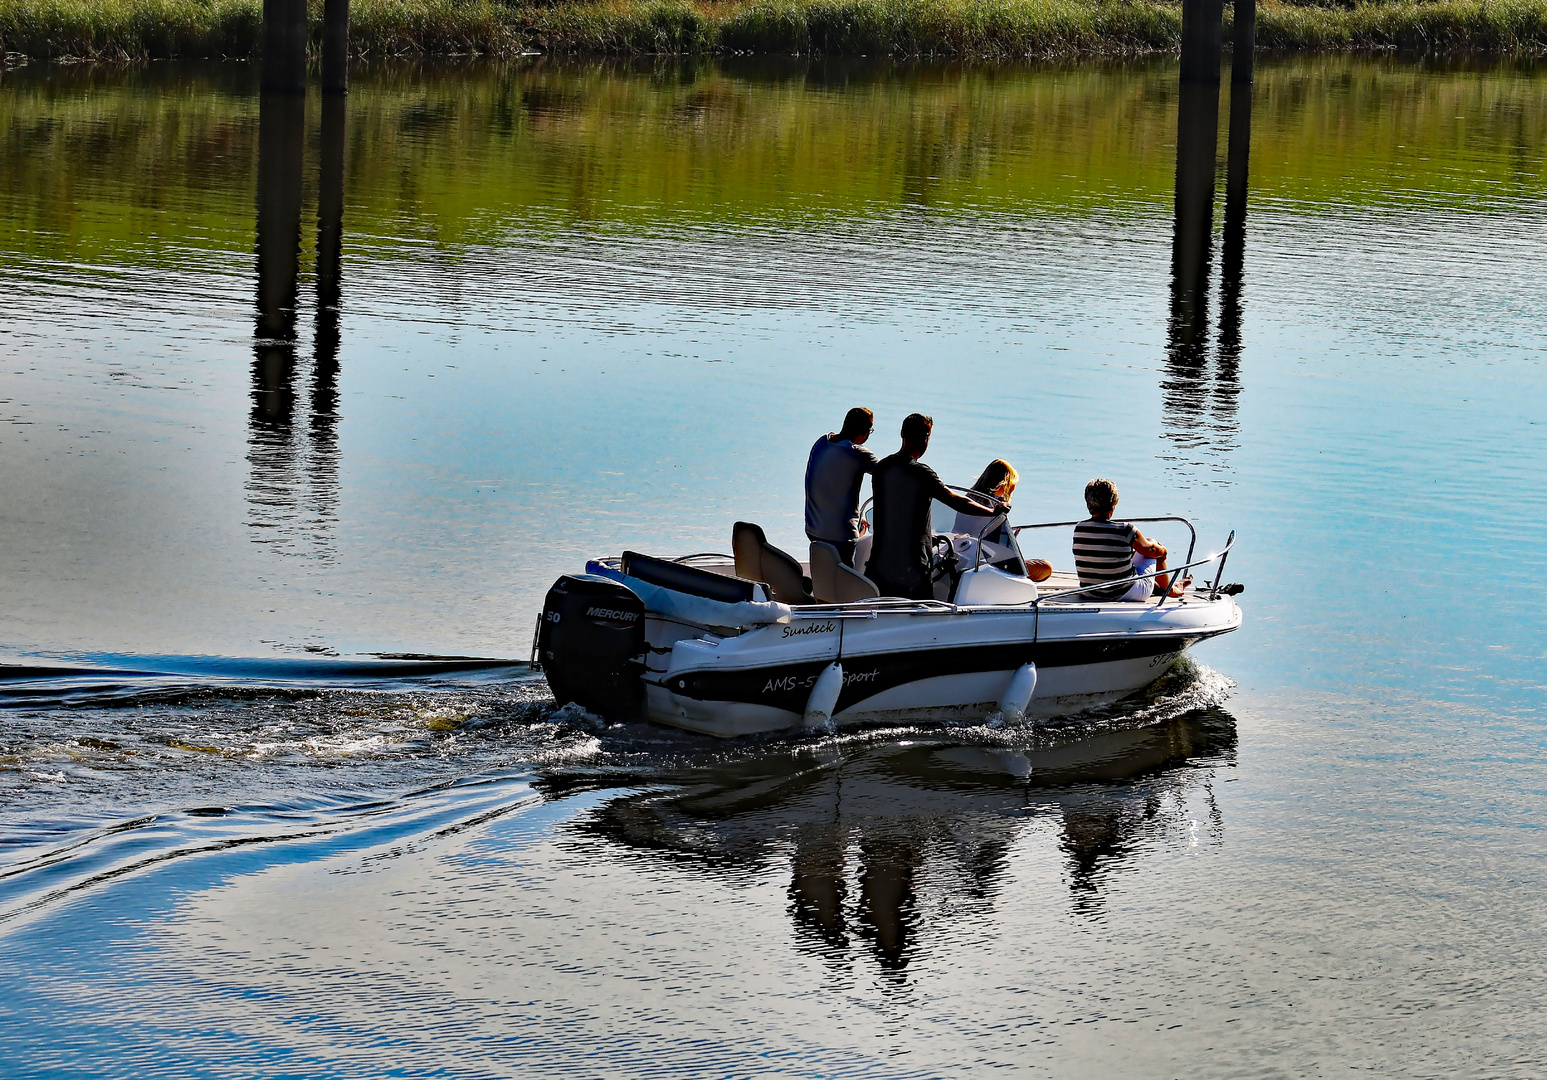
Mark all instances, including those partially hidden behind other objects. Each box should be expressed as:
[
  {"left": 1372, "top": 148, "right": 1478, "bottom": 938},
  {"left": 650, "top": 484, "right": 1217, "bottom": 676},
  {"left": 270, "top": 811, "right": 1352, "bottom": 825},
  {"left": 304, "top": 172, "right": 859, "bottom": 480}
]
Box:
[{"left": 0, "top": 650, "right": 1235, "bottom": 914}]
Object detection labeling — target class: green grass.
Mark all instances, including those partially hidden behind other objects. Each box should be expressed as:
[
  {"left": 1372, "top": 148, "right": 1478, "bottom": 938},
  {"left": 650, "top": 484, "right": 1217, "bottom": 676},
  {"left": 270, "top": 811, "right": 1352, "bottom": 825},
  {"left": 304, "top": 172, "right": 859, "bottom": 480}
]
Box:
[{"left": 4, "top": 0, "right": 1547, "bottom": 61}]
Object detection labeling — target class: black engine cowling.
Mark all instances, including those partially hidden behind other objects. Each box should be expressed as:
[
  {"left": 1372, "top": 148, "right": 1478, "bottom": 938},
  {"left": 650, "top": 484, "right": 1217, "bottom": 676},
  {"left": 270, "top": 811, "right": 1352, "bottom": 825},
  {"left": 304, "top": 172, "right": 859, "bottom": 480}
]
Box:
[{"left": 534, "top": 574, "right": 646, "bottom": 720}]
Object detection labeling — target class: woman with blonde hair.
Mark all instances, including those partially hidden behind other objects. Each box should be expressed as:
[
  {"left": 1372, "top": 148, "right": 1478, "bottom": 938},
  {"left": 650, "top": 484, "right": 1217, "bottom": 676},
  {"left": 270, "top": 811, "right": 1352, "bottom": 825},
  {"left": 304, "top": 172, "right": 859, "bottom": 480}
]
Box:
[
  {"left": 953, "top": 459, "right": 1017, "bottom": 537},
  {"left": 972, "top": 459, "right": 1019, "bottom": 504},
  {"left": 954, "top": 458, "right": 1052, "bottom": 581}
]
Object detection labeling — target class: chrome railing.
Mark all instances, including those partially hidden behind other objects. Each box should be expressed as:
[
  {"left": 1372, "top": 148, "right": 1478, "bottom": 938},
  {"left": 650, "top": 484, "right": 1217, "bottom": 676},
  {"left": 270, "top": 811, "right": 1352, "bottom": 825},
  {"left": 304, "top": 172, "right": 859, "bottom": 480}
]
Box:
[
  {"left": 649, "top": 513, "right": 1235, "bottom": 618},
  {"left": 1012, "top": 515, "right": 1198, "bottom": 572},
  {"left": 1026, "top": 527, "right": 1236, "bottom": 607}
]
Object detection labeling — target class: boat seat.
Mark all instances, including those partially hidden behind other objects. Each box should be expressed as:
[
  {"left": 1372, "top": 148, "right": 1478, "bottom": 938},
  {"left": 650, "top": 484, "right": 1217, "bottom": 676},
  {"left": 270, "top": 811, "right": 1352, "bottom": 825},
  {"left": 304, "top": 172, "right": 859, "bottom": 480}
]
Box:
[
  {"left": 731, "top": 521, "right": 814, "bottom": 605},
  {"left": 731, "top": 521, "right": 764, "bottom": 584},
  {"left": 810, "top": 541, "right": 880, "bottom": 604}
]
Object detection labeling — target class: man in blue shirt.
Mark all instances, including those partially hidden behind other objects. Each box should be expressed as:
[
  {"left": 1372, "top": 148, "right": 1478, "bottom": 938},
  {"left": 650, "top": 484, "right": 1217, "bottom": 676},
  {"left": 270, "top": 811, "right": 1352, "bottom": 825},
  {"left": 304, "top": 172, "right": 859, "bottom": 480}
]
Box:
[{"left": 804, "top": 407, "right": 878, "bottom": 567}]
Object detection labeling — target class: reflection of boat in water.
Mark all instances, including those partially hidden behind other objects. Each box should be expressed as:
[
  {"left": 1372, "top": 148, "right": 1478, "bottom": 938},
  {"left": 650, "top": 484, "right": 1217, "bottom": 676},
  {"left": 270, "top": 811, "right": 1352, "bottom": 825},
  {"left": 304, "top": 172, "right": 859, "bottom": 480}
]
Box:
[
  {"left": 572, "top": 708, "right": 1237, "bottom": 970},
  {"left": 534, "top": 509, "right": 1242, "bottom": 737}
]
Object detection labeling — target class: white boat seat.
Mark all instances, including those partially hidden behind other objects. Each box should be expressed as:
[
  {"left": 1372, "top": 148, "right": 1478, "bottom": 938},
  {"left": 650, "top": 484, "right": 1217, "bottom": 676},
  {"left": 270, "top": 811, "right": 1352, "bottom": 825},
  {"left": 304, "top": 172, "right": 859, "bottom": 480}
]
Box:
[
  {"left": 732, "top": 521, "right": 814, "bottom": 605},
  {"left": 810, "top": 541, "right": 880, "bottom": 604},
  {"left": 853, "top": 532, "right": 873, "bottom": 576}
]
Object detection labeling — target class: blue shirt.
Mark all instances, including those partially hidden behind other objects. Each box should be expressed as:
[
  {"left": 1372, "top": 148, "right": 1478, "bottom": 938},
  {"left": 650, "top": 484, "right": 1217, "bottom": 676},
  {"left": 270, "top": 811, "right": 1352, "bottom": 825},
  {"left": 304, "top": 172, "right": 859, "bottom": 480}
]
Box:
[{"left": 804, "top": 435, "right": 877, "bottom": 542}]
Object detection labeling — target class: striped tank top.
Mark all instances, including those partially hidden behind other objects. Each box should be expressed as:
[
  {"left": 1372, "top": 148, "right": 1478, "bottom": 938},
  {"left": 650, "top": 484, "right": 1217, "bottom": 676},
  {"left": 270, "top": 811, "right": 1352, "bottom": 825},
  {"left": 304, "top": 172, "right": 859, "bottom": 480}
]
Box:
[{"left": 1072, "top": 519, "right": 1139, "bottom": 601}]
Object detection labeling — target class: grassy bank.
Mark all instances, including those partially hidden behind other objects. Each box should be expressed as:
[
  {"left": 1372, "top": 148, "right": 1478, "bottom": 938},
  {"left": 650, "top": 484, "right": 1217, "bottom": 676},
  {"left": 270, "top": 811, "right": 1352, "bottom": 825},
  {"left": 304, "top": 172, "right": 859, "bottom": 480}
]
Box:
[{"left": 4, "top": 0, "right": 1547, "bottom": 61}]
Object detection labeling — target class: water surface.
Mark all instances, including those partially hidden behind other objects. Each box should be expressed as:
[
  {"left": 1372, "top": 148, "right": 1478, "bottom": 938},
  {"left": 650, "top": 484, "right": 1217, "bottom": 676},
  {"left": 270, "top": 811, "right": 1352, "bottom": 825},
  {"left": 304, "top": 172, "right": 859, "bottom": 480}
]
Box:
[{"left": 1, "top": 55, "right": 1545, "bottom": 1077}]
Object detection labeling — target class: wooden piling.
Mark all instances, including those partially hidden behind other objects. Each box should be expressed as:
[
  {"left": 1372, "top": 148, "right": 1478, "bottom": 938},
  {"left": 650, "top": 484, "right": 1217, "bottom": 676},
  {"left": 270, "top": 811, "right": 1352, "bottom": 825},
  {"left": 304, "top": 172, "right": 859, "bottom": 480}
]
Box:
[
  {"left": 260, "top": 0, "right": 308, "bottom": 95},
  {"left": 322, "top": 0, "right": 350, "bottom": 95},
  {"left": 1231, "top": 0, "right": 1257, "bottom": 85},
  {"left": 1179, "top": 0, "right": 1224, "bottom": 86}
]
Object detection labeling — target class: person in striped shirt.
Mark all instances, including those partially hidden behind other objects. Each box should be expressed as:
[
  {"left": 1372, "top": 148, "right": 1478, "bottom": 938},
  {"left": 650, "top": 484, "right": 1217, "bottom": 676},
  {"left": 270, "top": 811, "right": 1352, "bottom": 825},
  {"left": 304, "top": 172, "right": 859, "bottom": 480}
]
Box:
[{"left": 1072, "top": 478, "right": 1189, "bottom": 601}]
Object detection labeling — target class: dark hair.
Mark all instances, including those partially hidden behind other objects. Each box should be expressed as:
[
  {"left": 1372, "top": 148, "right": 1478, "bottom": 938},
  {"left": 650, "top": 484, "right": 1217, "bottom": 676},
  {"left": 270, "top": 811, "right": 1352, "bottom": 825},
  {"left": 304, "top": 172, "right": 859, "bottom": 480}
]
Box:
[
  {"left": 901, "top": 412, "right": 933, "bottom": 446},
  {"left": 1084, "top": 477, "right": 1118, "bottom": 516},
  {"left": 838, "top": 407, "right": 874, "bottom": 441}
]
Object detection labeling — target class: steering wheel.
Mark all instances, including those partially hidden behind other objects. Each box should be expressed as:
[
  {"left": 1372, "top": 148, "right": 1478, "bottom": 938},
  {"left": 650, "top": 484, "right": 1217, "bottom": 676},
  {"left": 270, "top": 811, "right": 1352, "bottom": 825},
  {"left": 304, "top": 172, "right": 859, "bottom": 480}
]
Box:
[{"left": 928, "top": 533, "right": 958, "bottom": 584}]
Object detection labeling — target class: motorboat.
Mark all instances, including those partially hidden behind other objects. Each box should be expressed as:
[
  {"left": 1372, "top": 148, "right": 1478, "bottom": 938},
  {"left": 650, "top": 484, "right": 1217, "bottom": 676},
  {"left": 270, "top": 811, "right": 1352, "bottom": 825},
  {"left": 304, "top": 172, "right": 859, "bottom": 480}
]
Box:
[{"left": 533, "top": 494, "right": 1242, "bottom": 738}]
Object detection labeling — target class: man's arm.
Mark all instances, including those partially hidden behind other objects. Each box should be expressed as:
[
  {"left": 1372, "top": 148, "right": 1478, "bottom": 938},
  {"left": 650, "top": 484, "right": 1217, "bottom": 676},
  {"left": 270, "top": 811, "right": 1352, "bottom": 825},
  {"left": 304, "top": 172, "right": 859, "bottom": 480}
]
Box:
[
  {"left": 938, "top": 484, "right": 999, "bottom": 517},
  {"left": 1132, "top": 528, "right": 1167, "bottom": 560}
]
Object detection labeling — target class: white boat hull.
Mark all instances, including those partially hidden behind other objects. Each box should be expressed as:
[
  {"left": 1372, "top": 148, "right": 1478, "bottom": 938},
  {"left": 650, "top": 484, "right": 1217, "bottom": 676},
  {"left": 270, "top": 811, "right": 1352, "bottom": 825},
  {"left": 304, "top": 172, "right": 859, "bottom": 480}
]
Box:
[
  {"left": 644, "top": 599, "right": 1237, "bottom": 738},
  {"left": 647, "top": 653, "right": 1185, "bottom": 737}
]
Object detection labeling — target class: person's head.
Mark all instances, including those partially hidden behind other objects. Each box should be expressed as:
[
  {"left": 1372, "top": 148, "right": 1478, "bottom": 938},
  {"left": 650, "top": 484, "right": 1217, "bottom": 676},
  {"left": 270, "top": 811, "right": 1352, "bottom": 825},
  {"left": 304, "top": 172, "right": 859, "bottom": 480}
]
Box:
[
  {"left": 1084, "top": 477, "right": 1119, "bottom": 520},
  {"left": 972, "top": 459, "right": 1019, "bottom": 505},
  {"left": 837, "top": 407, "right": 874, "bottom": 445},
  {"left": 900, "top": 413, "right": 933, "bottom": 459}
]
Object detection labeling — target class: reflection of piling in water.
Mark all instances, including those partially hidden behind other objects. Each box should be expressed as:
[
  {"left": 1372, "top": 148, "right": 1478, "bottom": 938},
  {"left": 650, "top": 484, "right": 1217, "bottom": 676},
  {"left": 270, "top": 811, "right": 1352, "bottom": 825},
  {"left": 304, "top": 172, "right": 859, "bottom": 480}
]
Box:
[
  {"left": 253, "top": 91, "right": 305, "bottom": 431},
  {"left": 1168, "top": 82, "right": 1219, "bottom": 353},
  {"left": 315, "top": 93, "right": 346, "bottom": 409},
  {"left": 1167, "top": 0, "right": 1226, "bottom": 451},
  {"left": 310, "top": 92, "right": 347, "bottom": 526},
  {"left": 250, "top": 89, "right": 347, "bottom": 556},
  {"left": 1163, "top": 58, "right": 1252, "bottom": 467},
  {"left": 1215, "top": 81, "right": 1252, "bottom": 425}
]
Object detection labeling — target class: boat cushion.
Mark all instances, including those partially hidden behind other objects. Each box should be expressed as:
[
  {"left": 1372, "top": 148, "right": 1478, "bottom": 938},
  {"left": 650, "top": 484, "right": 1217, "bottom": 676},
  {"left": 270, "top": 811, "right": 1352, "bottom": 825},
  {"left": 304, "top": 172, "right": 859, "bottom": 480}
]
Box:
[
  {"left": 621, "top": 551, "right": 760, "bottom": 604},
  {"left": 810, "top": 541, "right": 880, "bottom": 604}
]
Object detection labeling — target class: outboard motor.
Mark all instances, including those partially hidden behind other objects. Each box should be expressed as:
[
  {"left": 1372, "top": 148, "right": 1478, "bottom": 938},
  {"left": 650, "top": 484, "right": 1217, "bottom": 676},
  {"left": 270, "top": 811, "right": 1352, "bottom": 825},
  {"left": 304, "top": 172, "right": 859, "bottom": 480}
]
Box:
[{"left": 533, "top": 574, "right": 646, "bottom": 721}]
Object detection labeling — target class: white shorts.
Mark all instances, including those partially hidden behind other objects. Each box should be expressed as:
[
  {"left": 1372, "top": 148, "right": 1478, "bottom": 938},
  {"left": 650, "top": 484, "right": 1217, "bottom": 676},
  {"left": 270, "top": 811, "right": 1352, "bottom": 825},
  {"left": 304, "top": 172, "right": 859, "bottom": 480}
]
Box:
[{"left": 1118, "top": 556, "right": 1158, "bottom": 602}]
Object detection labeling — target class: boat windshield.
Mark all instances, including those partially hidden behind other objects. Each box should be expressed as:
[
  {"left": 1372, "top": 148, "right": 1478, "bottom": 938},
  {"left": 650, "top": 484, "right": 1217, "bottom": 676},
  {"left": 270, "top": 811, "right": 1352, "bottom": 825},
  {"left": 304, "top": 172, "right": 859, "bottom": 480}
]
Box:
[{"left": 860, "top": 486, "right": 1030, "bottom": 576}]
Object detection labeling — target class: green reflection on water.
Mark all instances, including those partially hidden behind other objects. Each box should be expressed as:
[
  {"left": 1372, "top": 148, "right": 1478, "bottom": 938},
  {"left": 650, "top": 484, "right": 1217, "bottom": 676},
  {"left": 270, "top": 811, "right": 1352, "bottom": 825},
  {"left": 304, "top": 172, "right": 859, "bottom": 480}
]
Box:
[{"left": 3, "top": 54, "right": 1546, "bottom": 268}]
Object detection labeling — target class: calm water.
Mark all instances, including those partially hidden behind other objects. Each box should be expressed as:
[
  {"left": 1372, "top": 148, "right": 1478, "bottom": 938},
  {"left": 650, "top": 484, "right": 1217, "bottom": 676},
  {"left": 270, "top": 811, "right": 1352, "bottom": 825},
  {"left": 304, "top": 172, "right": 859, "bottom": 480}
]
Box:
[{"left": 2, "top": 55, "right": 1545, "bottom": 1076}]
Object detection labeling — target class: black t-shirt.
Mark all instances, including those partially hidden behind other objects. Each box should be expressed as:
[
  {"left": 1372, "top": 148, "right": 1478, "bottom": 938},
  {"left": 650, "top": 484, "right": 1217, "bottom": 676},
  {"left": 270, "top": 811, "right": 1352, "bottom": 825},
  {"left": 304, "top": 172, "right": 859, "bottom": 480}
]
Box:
[{"left": 868, "top": 452, "right": 953, "bottom": 592}]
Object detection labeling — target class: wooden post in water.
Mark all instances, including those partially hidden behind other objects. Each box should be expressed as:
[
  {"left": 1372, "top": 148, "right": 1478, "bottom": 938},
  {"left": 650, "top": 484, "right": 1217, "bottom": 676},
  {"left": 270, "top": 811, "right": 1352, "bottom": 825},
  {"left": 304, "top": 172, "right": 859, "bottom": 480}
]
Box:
[
  {"left": 322, "top": 0, "right": 350, "bottom": 95},
  {"left": 1231, "top": 0, "right": 1257, "bottom": 85},
  {"left": 1179, "top": 0, "right": 1224, "bottom": 85},
  {"left": 261, "top": 0, "right": 308, "bottom": 95}
]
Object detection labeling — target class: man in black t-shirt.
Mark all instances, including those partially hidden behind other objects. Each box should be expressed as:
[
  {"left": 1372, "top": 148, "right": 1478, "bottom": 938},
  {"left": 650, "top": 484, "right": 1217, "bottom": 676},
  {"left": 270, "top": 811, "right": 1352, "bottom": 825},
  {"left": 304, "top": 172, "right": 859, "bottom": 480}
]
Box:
[{"left": 867, "top": 413, "right": 999, "bottom": 600}]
